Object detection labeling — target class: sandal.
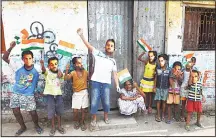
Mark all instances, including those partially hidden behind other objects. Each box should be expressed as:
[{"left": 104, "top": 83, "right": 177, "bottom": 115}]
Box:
[
  {"left": 180, "top": 117, "right": 185, "bottom": 122},
  {"left": 185, "top": 125, "right": 190, "bottom": 131},
  {"left": 49, "top": 128, "right": 56, "bottom": 136},
  {"left": 74, "top": 121, "right": 80, "bottom": 130},
  {"left": 57, "top": 127, "right": 66, "bottom": 134},
  {"left": 104, "top": 118, "right": 110, "bottom": 124},
  {"left": 80, "top": 122, "right": 87, "bottom": 131},
  {"left": 195, "top": 122, "right": 204, "bottom": 128},
  {"left": 166, "top": 120, "right": 171, "bottom": 124},
  {"left": 155, "top": 116, "right": 161, "bottom": 122},
  {"left": 35, "top": 127, "right": 43, "bottom": 134},
  {"left": 148, "top": 107, "right": 152, "bottom": 114},
  {"left": 161, "top": 116, "right": 165, "bottom": 122},
  {"left": 15, "top": 128, "right": 27, "bottom": 136}
]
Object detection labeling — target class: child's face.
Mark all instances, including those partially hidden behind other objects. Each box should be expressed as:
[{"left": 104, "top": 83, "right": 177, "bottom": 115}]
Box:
[
  {"left": 158, "top": 57, "right": 166, "bottom": 67},
  {"left": 105, "top": 41, "right": 115, "bottom": 53},
  {"left": 48, "top": 60, "right": 58, "bottom": 72},
  {"left": 173, "top": 65, "right": 182, "bottom": 75},
  {"left": 148, "top": 52, "right": 155, "bottom": 63},
  {"left": 22, "top": 54, "right": 33, "bottom": 67},
  {"left": 124, "top": 81, "right": 132, "bottom": 91},
  {"left": 192, "top": 72, "right": 199, "bottom": 83},
  {"left": 74, "top": 58, "right": 83, "bottom": 70}
]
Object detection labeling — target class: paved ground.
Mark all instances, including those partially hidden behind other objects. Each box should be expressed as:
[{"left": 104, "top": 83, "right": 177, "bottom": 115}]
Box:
[{"left": 1, "top": 110, "right": 215, "bottom": 137}]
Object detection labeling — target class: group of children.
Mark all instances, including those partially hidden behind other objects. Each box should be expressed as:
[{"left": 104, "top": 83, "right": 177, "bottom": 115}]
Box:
[
  {"left": 3, "top": 29, "right": 205, "bottom": 136},
  {"left": 118, "top": 51, "right": 205, "bottom": 131}
]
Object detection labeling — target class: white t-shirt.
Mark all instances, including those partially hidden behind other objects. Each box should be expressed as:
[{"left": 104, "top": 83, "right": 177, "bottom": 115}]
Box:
[
  {"left": 181, "top": 70, "right": 190, "bottom": 88},
  {"left": 90, "top": 48, "right": 117, "bottom": 84}
]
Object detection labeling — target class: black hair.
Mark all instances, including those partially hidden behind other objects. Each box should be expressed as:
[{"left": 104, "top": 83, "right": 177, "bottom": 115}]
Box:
[
  {"left": 21, "top": 50, "right": 33, "bottom": 59},
  {"left": 158, "top": 54, "right": 169, "bottom": 61},
  {"left": 192, "top": 70, "right": 199, "bottom": 76},
  {"left": 172, "top": 61, "right": 182, "bottom": 69},
  {"left": 191, "top": 57, "right": 196, "bottom": 63},
  {"left": 106, "top": 39, "right": 115, "bottom": 50},
  {"left": 48, "top": 57, "right": 59, "bottom": 64},
  {"left": 148, "top": 51, "right": 157, "bottom": 62},
  {"left": 72, "top": 57, "right": 81, "bottom": 65},
  {"left": 123, "top": 79, "right": 133, "bottom": 87}
]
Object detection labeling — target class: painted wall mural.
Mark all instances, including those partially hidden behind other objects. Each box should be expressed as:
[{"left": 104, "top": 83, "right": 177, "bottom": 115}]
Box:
[{"left": 1, "top": 1, "right": 88, "bottom": 113}]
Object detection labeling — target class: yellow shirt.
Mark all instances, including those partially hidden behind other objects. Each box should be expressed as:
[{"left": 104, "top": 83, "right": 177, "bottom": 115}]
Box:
[
  {"left": 143, "top": 62, "right": 156, "bottom": 79},
  {"left": 43, "top": 69, "right": 64, "bottom": 95},
  {"left": 67, "top": 70, "right": 88, "bottom": 92}
]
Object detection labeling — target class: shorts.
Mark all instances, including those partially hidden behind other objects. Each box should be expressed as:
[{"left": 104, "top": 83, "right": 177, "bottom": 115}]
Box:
[
  {"left": 154, "top": 88, "right": 168, "bottom": 101},
  {"left": 72, "top": 89, "right": 89, "bottom": 109},
  {"left": 180, "top": 87, "right": 188, "bottom": 99},
  {"left": 10, "top": 93, "right": 36, "bottom": 111},
  {"left": 167, "top": 88, "right": 180, "bottom": 105},
  {"left": 46, "top": 95, "right": 64, "bottom": 119},
  {"left": 186, "top": 100, "right": 202, "bottom": 113}
]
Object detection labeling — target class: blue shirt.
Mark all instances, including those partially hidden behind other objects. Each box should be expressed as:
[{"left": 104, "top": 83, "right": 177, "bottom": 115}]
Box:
[
  {"left": 156, "top": 65, "right": 171, "bottom": 89},
  {"left": 13, "top": 66, "right": 39, "bottom": 96}
]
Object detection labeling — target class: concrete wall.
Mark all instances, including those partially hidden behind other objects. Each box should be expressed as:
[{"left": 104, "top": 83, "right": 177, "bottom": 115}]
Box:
[
  {"left": 1, "top": 1, "right": 88, "bottom": 116},
  {"left": 165, "top": 1, "right": 215, "bottom": 111}
]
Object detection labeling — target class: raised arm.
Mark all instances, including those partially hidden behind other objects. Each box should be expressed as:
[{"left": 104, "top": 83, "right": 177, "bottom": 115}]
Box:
[
  {"left": 138, "top": 51, "right": 147, "bottom": 65},
  {"left": 40, "top": 60, "right": 46, "bottom": 73},
  {"left": 3, "top": 41, "right": 16, "bottom": 64},
  {"left": 64, "top": 63, "right": 72, "bottom": 81},
  {"left": 77, "top": 28, "right": 94, "bottom": 53}
]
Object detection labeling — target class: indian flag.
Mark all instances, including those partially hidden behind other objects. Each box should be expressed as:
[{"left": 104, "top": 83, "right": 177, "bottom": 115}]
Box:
[
  {"left": 21, "top": 42, "right": 44, "bottom": 51},
  {"left": 57, "top": 40, "right": 75, "bottom": 57},
  {"left": 137, "top": 38, "right": 153, "bottom": 52},
  {"left": 117, "top": 68, "right": 132, "bottom": 84}
]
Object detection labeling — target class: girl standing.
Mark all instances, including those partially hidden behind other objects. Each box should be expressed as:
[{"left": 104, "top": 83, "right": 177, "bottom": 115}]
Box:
[{"left": 138, "top": 51, "right": 157, "bottom": 114}]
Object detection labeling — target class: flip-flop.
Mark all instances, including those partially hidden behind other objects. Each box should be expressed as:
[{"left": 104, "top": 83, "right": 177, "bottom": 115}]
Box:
[
  {"left": 180, "top": 117, "right": 185, "bottom": 122},
  {"left": 57, "top": 127, "right": 66, "bottom": 134},
  {"left": 185, "top": 125, "right": 190, "bottom": 131},
  {"left": 80, "top": 122, "right": 87, "bottom": 131},
  {"left": 166, "top": 120, "right": 171, "bottom": 124},
  {"left": 148, "top": 107, "right": 152, "bottom": 114},
  {"left": 74, "top": 121, "right": 80, "bottom": 130},
  {"left": 49, "top": 128, "right": 56, "bottom": 136},
  {"left": 104, "top": 118, "right": 110, "bottom": 124},
  {"left": 15, "top": 128, "right": 27, "bottom": 136},
  {"left": 155, "top": 116, "right": 161, "bottom": 122},
  {"left": 35, "top": 127, "right": 43, "bottom": 134}
]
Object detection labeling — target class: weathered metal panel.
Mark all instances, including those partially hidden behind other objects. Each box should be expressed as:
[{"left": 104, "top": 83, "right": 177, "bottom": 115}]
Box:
[
  {"left": 88, "top": 1, "right": 133, "bottom": 109},
  {"left": 133, "top": 0, "right": 166, "bottom": 83}
]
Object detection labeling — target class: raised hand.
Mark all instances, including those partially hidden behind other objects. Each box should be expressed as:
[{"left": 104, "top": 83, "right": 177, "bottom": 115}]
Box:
[
  {"left": 66, "top": 63, "right": 70, "bottom": 71},
  {"left": 57, "top": 69, "right": 63, "bottom": 78},
  {"left": 10, "top": 41, "right": 16, "bottom": 48},
  {"left": 77, "top": 28, "right": 83, "bottom": 36}
]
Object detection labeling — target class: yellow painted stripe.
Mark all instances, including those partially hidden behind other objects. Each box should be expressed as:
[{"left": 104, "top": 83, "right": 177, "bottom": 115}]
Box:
[{"left": 59, "top": 40, "right": 75, "bottom": 49}]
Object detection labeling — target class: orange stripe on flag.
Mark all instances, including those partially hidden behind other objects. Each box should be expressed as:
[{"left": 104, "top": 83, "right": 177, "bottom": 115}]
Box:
[
  {"left": 184, "top": 53, "right": 194, "bottom": 59},
  {"left": 21, "top": 29, "right": 29, "bottom": 39},
  {"left": 59, "top": 40, "right": 75, "bottom": 49},
  {"left": 140, "top": 38, "right": 152, "bottom": 51},
  {"left": 22, "top": 39, "right": 44, "bottom": 44}
]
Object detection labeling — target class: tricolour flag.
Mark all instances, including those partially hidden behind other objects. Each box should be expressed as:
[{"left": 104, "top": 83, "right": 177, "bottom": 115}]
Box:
[
  {"left": 137, "top": 38, "right": 153, "bottom": 52},
  {"left": 21, "top": 42, "right": 44, "bottom": 51},
  {"left": 117, "top": 68, "right": 132, "bottom": 84},
  {"left": 56, "top": 40, "right": 75, "bottom": 57}
]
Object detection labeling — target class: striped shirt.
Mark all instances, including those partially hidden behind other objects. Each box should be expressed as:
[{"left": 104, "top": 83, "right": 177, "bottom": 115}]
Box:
[{"left": 188, "top": 82, "right": 203, "bottom": 101}]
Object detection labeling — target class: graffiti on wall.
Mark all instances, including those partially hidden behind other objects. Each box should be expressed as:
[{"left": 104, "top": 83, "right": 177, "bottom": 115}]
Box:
[
  {"left": 168, "top": 51, "right": 215, "bottom": 104},
  {"left": 1, "top": 21, "right": 88, "bottom": 111}
]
